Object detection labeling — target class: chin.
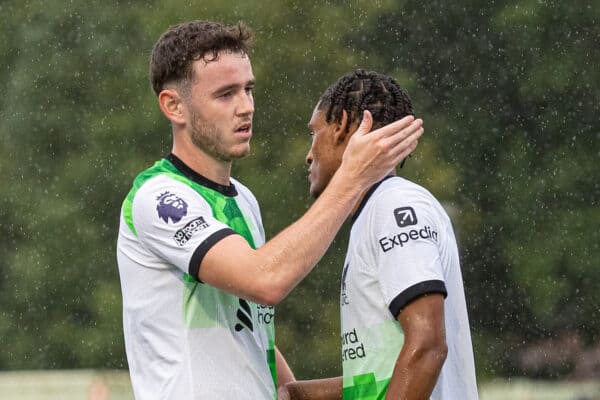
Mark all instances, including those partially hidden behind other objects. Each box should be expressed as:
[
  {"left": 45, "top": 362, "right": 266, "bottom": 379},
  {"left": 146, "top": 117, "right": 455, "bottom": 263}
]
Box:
[
  {"left": 229, "top": 145, "right": 251, "bottom": 159},
  {"left": 309, "top": 185, "right": 322, "bottom": 199}
]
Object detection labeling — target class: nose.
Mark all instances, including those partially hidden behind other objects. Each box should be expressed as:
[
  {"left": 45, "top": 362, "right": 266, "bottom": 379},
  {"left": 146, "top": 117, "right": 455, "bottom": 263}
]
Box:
[
  {"left": 305, "top": 147, "right": 313, "bottom": 166},
  {"left": 237, "top": 92, "right": 254, "bottom": 116}
]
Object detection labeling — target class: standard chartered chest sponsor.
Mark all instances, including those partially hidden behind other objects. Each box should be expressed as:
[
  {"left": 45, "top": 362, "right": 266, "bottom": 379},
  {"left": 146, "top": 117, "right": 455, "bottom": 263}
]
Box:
[
  {"left": 341, "top": 328, "right": 367, "bottom": 361},
  {"left": 341, "top": 321, "right": 405, "bottom": 376}
]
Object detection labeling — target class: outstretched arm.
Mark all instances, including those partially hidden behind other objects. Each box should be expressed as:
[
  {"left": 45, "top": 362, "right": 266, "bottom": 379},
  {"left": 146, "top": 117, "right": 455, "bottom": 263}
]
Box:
[
  {"left": 199, "top": 113, "right": 423, "bottom": 305},
  {"left": 385, "top": 294, "right": 447, "bottom": 400}
]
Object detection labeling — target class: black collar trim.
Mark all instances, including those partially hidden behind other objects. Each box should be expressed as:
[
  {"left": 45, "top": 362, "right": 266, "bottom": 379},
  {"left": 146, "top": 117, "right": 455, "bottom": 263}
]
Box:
[
  {"left": 166, "top": 153, "right": 238, "bottom": 197},
  {"left": 351, "top": 175, "right": 395, "bottom": 225}
]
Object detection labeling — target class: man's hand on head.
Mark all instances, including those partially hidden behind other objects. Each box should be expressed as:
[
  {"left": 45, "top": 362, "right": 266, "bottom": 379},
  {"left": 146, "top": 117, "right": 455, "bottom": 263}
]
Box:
[{"left": 339, "top": 111, "right": 423, "bottom": 186}]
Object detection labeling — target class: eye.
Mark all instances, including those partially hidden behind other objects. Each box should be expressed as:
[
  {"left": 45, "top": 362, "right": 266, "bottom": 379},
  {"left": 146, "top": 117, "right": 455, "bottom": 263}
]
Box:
[
  {"left": 245, "top": 85, "right": 254, "bottom": 94},
  {"left": 220, "top": 91, "right": 233, "bottom": 98}
]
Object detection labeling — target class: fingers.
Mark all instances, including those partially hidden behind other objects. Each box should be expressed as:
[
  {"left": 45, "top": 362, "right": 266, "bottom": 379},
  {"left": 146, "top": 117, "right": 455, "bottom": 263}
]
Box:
[
  {"left": 341, "top": 114, "right": 423, "bottom": 183},
  {"left": 367, "top": 114, "right": 416, "bottom": 139},
  {"left": 390, "top": 128, "right": 422, "bottom": 164},
  {"left": 376, "top": 118, "right": 422, "bottom": 168},
  {"left": 382, "top": 118, "right": 423, "bottom": 149}
]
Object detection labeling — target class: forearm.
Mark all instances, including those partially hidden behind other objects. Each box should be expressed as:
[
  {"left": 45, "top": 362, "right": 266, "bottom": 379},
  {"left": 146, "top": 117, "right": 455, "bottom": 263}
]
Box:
[
  {"left": 199, "top": 114, "right": 423, "bottom": 304},
  {"left": 284, "top": 377, "right": 342, "bottom": 400},
  {"left": 253, "top": 169, "right": 363, "bottom": 303},
  {"left": 385, "top": 345, "right": 446, "bottom": 400},
  {"left": 199, "top": 167, "right": 362, "bottom": 305},
  {"left": 250, "top": 114, "right": 422, "bottom": 303}
]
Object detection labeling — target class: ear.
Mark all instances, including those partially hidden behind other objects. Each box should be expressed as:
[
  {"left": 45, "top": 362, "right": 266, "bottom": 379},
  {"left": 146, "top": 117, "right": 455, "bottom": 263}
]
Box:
[
  {"left": 158, "top": 88, "right": 186, "bottom": 125},
  {"left": 333, "top": 109, "right": 351, "bottom": 144}
]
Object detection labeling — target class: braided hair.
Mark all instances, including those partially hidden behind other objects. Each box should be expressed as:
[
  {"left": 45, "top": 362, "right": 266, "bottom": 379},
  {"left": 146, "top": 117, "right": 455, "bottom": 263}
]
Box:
[{"left": 317, "top": 69, "right": 413, "bottom": 132}]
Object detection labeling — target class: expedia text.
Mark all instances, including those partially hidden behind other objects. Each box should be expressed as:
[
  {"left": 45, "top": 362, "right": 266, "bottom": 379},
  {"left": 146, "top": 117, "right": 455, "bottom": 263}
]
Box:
[{"left": 378, "top": 225, "right": 438, "bottom": 253}]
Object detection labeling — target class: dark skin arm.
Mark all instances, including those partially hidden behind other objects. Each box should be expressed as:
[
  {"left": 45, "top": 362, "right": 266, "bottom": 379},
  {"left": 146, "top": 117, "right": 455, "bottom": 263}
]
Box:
[
  {"left": 385, "top": 293, "right": 447, "bottom": 400},
  {"left": 278, "top": 294, "right": 446, "bottom": 400}
]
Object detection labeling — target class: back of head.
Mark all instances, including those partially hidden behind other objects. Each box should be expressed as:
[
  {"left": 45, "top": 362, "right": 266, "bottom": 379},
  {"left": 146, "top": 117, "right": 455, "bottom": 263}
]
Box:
[
  {"left": 150, "top": 20, "right": 253, "bottom": 96},
  {"left": 318, "top": 69, "right": 413, "bottom": 132}
]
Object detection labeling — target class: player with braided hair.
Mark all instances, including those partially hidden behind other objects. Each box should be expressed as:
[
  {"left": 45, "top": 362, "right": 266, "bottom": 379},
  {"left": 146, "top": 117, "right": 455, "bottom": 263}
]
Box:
[
  {"left": 319, "top": 69, "right": 413, "bottom": 132},
  {"left": 279, "top": 70, "right": 478, "bottom": 400}
]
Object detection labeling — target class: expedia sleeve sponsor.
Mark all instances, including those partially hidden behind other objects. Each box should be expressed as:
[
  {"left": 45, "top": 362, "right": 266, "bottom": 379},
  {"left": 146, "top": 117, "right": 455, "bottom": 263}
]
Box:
[
  {"left": 173, "top": 216, "right": 210, "bottom": 246},
  {"left": 393, "top": 206, "right": 417, "bottom": 227},
  {"left": 378, "top": 225, "right": 438, "bottom": 253}
]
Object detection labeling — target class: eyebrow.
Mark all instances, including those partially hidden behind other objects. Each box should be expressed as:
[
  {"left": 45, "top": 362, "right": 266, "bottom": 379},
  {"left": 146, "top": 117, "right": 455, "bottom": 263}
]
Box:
[{"left": 213, "top": 79, "right": 255, "bottom": 95}]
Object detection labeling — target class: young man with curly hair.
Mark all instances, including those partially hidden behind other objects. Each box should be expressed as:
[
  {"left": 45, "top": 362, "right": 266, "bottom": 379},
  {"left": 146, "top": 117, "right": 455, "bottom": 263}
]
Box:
[
  {"left": 116, "top": 22, "right": 423, "bottom": 399},
  {"left": 280, "top": 70, "right": 478, "bottom": 400}
]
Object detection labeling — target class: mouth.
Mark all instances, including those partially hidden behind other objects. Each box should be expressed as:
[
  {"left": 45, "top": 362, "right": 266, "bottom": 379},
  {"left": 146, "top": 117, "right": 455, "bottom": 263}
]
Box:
[{"left": 234, "top": 122, "right": 252, "bottom": 137}]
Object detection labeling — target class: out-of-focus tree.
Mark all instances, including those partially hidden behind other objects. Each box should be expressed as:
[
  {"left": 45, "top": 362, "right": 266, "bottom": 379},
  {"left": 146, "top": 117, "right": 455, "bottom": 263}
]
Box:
[
  {"left": 351, "top": 0, "right": 600, "bottom": 378},
  {"left": 0, "top": 0, "right": 159, "bottom": 369},
  {"left": 1, "top": 0, "right": 597, "bottom": 383}
]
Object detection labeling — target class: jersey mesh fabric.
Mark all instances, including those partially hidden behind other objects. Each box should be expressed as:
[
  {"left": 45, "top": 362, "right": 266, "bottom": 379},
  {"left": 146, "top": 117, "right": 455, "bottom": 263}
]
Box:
[
  {"left": 340, "top": 177, "right": 478, "bottom": 400},
  {"left": 117, "top": 157, "right": 276, "bottom": 400}
]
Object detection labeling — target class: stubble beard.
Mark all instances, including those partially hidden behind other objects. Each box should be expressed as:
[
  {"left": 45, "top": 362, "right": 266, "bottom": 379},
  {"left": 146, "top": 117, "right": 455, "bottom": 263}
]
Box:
[{"left": 189, "top": 110, "right": 250, "bottom": 162}]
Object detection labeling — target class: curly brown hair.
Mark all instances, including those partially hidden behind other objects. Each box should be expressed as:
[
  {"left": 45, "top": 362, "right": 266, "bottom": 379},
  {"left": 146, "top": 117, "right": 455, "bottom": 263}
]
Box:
[
  {"left": 150, "top": 20, "right": 253, "bottom": 96},
  {"left": 317, "top": 69, "right": 413, "bottom": 132}
]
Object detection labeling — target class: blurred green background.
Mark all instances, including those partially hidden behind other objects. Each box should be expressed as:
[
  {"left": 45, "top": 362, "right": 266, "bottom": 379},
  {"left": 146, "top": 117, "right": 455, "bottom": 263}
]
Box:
[{"left": 1, "top": 0, "right": 598, "bottom": 388}]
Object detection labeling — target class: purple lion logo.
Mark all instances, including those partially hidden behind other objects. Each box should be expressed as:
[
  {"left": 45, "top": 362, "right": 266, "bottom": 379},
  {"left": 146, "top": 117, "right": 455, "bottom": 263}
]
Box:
[{"left": 156, "top": 191, "right": 188, "bottom": 224}]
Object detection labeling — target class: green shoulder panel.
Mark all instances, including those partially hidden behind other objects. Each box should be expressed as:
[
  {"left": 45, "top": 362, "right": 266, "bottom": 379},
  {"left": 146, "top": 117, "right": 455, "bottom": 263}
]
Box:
[
  {"left": 122, "top": 159, "right": 184, "bottom": 237},
  {"left": 122, "top": 158, "right": 256, "bottom": 249}
]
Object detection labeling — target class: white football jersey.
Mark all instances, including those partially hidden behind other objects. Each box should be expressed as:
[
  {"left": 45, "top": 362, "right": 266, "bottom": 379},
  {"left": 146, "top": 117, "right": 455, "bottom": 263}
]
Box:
[
  {"left": 117, "top": 154, "right": 276, "bottom": 400},
  {"left": 341, "top": 176, "right": 478, "bottom": 399}
]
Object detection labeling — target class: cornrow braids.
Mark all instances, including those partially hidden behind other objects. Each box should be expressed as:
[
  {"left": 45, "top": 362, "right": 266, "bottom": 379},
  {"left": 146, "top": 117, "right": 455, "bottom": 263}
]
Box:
[{"left": 318, "top": 69, "right": 413, "bottom": 132}]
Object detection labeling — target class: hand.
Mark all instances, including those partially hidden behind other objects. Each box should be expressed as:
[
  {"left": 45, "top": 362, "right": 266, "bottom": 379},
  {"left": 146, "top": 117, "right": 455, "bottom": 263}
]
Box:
[{"left": 340, "top": 111, "right": 423, "bottom": 186}]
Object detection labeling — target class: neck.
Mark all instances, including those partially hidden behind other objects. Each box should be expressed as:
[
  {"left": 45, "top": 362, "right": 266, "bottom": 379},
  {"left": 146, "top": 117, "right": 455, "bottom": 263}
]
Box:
[
  {"left": 350, "top": 170, "right": 396, "bottom": 217},
  {"left": 171, "top": 142, "right": 232, "bottom": 186}
]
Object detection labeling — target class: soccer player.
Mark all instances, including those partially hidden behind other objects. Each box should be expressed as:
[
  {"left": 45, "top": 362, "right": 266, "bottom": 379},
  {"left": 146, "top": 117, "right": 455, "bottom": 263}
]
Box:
[
  {"left": 280, "top": 70, "right": 478, "bottom": 400},
  {"left": 116, "top": 22, "right": 423, "bottom": 399}
]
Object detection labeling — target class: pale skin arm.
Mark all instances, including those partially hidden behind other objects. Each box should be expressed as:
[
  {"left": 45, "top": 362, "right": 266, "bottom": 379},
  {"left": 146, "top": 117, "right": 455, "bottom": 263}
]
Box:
[
  {"left": 276, "top": 346, "right": 296, "bottom": 389},
  {"left": 199, "top": 112, "right": 423, "bottom": 305},
  {"left": 385, "top": 294, "right": 447, "bottom": 400},
  {"left": 278, "top": 377, "right": 342, "bottom": 400}
]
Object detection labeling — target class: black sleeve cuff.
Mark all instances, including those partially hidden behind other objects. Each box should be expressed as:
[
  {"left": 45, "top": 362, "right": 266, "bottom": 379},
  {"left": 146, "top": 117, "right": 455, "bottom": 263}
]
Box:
[
  {"left": 188, "top": 228, "right": 237, "bottom": 279},
  {"left": 388, "top": 279, "right": 447, "bottom": 318}
]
